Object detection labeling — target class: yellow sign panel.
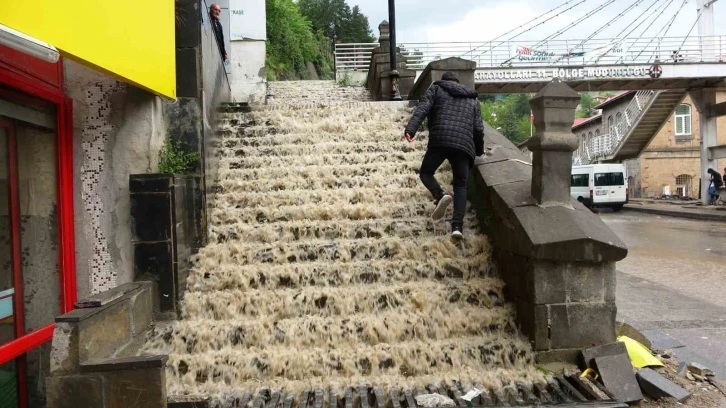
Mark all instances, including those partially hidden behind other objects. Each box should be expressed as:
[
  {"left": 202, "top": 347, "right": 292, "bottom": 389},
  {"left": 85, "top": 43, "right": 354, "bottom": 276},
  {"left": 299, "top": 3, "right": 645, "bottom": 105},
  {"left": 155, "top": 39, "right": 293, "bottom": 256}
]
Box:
[{"left": 0, "top": 1, "right": 176, "bottom": 99}]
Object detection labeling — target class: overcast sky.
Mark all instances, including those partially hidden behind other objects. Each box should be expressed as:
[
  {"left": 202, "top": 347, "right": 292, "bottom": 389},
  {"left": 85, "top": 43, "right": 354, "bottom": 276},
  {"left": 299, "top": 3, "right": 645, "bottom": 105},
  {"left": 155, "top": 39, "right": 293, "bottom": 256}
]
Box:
[{"left": 348, "top": 0, "right": 725, "bottom": 43}]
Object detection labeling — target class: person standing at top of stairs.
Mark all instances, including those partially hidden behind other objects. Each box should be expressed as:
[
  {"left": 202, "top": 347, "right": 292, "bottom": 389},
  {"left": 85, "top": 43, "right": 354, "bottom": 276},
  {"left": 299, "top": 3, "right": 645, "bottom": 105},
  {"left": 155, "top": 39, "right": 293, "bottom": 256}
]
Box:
[{"left": 404, "top": 71, "right": 484, "bottom": 239}]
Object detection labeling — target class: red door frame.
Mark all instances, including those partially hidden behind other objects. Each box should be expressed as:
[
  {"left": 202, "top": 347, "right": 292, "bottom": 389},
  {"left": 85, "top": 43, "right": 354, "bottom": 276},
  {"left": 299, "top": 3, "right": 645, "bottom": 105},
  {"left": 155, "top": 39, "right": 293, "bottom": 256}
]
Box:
[{"left": 0, "top": 61, "right": 77, "bottom": 366}]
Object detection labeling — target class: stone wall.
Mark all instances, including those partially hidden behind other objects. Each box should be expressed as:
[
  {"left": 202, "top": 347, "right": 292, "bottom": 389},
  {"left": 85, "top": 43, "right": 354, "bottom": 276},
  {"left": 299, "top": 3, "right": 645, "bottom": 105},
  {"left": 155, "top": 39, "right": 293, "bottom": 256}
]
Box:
[
  {"left": 47, "top": 282, "right": 166, "bottom": 408},
  {"left": 65, "top": 59, "right": 167, "bottom": 297},
  {"left": 228, "top": 40, "right": 267, "bottom": 103},
  {"left": 173, "top": 0, "right": 231, "bottom": 235},
  {"left": 466, "top": 79, "right": 628, "bottom": 361}
]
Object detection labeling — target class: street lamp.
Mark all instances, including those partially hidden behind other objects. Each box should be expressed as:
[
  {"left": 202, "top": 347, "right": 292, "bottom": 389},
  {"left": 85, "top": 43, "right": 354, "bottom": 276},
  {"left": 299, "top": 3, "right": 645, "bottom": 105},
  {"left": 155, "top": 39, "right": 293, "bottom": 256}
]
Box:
[
  {"left": 0, "top": 23, "right": 59, "bottom": 63},
  {"left": 387, "top": 0, "right": 402, "bottom": 101}
]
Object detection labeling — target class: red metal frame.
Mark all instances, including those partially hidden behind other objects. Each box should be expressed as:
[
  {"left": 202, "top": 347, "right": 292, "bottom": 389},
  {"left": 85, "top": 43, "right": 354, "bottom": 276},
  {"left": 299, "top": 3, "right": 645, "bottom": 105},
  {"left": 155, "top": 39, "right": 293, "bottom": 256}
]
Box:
[{"left": 0, "top": 62, "right": 76, "bottom": 365}]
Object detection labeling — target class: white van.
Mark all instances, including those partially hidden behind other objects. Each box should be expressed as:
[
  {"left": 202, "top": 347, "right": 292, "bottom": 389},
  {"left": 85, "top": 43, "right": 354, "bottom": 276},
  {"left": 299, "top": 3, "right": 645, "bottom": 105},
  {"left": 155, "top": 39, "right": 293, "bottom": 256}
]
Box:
[{"left": 571, "top": 164, "right": 628, "bottom": 211}]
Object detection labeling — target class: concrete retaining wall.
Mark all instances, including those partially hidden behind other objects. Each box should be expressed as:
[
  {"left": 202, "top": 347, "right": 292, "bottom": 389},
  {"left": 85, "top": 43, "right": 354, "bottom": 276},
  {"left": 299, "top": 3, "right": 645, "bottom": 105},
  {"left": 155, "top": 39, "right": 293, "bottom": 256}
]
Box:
[
  {"left": 65, "top": 59, "right": 168, "bottom": 297},
  {"left": 408, "top": 58, "right": 628, "bottom": 361},
  {"left": 229, "top": 40, "right": 267, "bottom": 103}
]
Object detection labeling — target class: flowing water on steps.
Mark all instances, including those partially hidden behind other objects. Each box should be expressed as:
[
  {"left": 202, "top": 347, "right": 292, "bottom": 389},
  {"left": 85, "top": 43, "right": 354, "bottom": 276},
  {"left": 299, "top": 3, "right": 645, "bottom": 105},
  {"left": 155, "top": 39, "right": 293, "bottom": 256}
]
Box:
[{"left": 142, "top": 81, "right": 543, "bottom": 403}]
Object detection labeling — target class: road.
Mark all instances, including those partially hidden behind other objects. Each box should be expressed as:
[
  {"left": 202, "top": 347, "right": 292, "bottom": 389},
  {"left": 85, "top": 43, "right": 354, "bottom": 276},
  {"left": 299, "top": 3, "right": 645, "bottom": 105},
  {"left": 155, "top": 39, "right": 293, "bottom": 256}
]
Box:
[{"left": 602, "top": 210, "right": 726, "bottom": 376}]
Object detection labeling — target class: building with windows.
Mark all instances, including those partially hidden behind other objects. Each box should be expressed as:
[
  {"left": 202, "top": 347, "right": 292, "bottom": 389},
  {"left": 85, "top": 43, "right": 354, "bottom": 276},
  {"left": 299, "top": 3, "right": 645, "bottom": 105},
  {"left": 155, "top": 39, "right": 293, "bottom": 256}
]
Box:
[{"left": 572, "top": 91, "right": 726, "bottom": 199}]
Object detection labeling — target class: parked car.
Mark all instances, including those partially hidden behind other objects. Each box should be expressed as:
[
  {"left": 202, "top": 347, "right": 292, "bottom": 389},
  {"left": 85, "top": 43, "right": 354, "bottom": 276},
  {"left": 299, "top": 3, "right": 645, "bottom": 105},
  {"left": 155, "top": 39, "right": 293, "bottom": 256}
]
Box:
[{"left": 571, "top": 164, "right": 628, "bottom": 211}]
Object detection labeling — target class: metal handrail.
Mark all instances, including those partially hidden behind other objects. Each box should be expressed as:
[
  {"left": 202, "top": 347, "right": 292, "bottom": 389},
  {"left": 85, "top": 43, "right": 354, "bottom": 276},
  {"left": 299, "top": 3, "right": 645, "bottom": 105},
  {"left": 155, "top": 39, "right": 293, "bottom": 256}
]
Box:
[
  {"left": 578, "top": 89, "right": 656, "bottom": 164},
  {"left": 336, "top": 35, "right": 726, "bottom": 72}
]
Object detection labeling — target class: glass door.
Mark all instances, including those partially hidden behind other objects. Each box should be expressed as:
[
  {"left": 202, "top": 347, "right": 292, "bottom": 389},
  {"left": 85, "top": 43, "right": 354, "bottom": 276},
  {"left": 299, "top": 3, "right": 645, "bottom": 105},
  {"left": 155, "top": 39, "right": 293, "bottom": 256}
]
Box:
[{"left": 0, "top": 94, "right": 61, "bottom": 407}]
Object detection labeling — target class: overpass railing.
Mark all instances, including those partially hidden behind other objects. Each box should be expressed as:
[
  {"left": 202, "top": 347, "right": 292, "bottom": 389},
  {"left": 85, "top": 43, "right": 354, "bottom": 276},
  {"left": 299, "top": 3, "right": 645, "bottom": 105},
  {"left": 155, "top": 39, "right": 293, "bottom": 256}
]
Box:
[
  {"left": 336, "top": 36, "right": 726, "bottom": 72},
  {"left": 335, "top": 43, "right": 377, "bottom": 71},
  {"left": 577, "top": 90, "right": 657, "bottom": 165}
]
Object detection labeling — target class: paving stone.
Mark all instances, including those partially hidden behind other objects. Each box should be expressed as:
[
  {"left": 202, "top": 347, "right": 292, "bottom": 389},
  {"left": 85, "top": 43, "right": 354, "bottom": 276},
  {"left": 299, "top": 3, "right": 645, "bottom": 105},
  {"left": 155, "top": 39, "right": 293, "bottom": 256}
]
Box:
[
  {"left": 688, "top": 362, "right": 715, "bottom": 377},
  {"left": 637, "top": 368, "right": 690, "bottom": 402},
  {"left": 581, "top": 342, "right": 628, "bottom": 369},
  {"left": 641, "top": 330, "right": 685, "bottom": 350},
  {"left": 593, "top": 354, "right": 643, "bottom": 403}
]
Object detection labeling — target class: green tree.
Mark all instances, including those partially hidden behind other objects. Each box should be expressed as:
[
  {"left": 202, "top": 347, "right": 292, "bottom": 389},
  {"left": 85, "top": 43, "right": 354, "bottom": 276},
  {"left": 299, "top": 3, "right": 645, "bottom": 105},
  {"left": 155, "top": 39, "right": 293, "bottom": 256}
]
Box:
[
  {"left": 299, "top": 0, "right": 375, "bottom": 43},
  {"left": 480, "top": 94, "right": 534, "bottom": 145},
  {"left": 266, "top": 0, "right": 333, "bottom": 80},
  {"left": 577, "top": 93, "right": 598, "bottom": 118}
]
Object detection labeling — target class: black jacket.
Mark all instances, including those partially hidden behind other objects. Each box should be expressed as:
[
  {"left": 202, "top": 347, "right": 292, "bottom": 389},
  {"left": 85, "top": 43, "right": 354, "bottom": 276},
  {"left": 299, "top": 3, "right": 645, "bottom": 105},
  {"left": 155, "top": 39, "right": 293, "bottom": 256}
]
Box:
[
  {"left": 712, "top": 172, "right": 723, "bottom": 188},
  {"left": 212, "top": 18, "right": 227, "bottom": 60},
  {"left": 405, "top": 81, "right": 484, "bottom": 160}
]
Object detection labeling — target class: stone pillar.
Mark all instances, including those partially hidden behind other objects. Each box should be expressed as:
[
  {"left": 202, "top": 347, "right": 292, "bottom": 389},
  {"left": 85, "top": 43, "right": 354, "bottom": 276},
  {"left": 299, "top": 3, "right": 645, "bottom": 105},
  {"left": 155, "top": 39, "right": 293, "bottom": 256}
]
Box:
[
  {"left": 467, "top": 79, "right": 627, "bottom": 364},
  {"left": 689, "top": 88, "right": 718, "bottom": 205},
  {"left": 366, "top": 21, "right": 415, "bottom": 100},
  {"left": 526, "top": 79, "right": 580, "bottom": 206}
]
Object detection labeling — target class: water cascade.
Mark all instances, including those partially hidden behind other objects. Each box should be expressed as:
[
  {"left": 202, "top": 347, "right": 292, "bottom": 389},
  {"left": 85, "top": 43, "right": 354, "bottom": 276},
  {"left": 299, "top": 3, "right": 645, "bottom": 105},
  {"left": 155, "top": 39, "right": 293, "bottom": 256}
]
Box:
[{"left": 142, "top": 81, "right": 542, "bottom": 405}]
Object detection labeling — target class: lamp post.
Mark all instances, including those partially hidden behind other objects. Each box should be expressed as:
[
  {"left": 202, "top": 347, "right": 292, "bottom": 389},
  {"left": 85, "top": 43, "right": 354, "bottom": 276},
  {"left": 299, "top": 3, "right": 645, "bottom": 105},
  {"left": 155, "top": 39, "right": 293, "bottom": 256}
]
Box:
[{"left": 387, "top": 0, "right": 402, "bottom": 100}]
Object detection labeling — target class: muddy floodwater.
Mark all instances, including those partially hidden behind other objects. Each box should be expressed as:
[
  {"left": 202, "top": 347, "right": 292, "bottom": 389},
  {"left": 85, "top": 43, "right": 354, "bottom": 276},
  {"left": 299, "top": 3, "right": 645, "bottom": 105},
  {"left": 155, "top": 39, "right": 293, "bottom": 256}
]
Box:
[{"left": 142, "top": 82, "right": 542, "bottom": 404}]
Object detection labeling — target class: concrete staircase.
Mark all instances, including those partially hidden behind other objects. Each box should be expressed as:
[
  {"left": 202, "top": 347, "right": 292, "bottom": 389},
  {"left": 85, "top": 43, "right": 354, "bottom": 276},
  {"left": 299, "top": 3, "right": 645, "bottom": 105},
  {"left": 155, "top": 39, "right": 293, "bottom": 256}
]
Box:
[
  {"left": 142, "top": 81, "right": 548, "bottom": 405},
  {"left": 604, "top": 90, "right": 686, "bottom": 162},
  {"left": 267, "top": 80, "right": 372, "bottom": 105}
]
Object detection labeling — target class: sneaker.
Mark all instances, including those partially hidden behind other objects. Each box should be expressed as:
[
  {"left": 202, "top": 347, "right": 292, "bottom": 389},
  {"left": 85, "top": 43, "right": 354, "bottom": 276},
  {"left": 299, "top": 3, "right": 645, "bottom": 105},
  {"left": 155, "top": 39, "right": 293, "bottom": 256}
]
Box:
[
  {"left": 451, "top": 225, "right": 463, "bottom": 239},
  {"left": 431, "top": 194, "right": 452, "bottom": 220}
]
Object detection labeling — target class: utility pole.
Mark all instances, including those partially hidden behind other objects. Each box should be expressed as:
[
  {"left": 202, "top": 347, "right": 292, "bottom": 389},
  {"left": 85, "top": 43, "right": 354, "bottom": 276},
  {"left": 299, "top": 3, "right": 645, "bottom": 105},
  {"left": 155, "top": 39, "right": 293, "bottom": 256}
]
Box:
[
  {"left": 694, "top": 0, "right": 717, "bottom": 204},
  {"left": 387, "top": 0, "right": 402, "bottom": 101}
]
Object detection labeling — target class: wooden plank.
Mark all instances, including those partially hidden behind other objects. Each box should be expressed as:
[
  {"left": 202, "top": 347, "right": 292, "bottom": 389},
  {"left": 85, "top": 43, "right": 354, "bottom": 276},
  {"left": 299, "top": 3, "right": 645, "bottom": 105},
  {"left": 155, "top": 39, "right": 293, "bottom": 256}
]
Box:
[
  {"left": 546, "top": 378, "right": 571, "bottom": 403},
  {"left": 390, "top": 387, "right": 402, "bottom": 408},
  {"left": 532, "top": 383, "right": 553, "bottom": 404},
  {"left": 473, "top": 382, "right": 493, "bottom": 406},
  {"left": 344, "top": 388, "right": 354, "bottom": 408},
  {"left": 556, "top": 376, "right": 587, "bottom": 402},
  {"left": 283, "top": 393, "right": 295, "bottom": 408},
  {"left": 504, "top": 384, "right": 524, "bottom": 405},
  {"left": 330, "top": 388, "right": 339, "bottom": 408},
  {"left": 373, "top": 386, "right": 386, "bottom": 408},
  {"left": 267, "top": 389, "right": 282, "bottom": 408},
  {"left": 403, "top": 388, "right": 417, "bottom": 408},
  {"left": 448, "top": 383, "right": 466, "bottom": 407},
  {"left": 359, "top": 384, "right": 370, "bottom": 408},
  {"left": 490, "top": 387, "right": 510, "bottom": 406},
  {"left": 239, "top": 391, "right": 253, "bottom": 408},
  {"left": 298, "top": 389, "right": 311, "bottom": 408},
  {"left": 314, "top": 387, "right": 325, "bottom": 408},
  {"left": 516, "top": 383, "right": 538, "bottom": 404}
]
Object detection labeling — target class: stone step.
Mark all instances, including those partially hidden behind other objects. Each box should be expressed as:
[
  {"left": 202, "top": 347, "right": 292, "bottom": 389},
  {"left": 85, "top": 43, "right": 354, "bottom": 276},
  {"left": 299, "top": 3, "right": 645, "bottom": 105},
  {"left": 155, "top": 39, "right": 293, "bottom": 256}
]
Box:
[
  {"left": 217, "top": 152, "right": 426, "bottom": 170},
  {"left": 187, "top": 256, "right": 492, "bottom": 292},
  {"left": 164, "top": 335, "right": 535, "bottom": 385},
  {"left": 194, "top": 234, "right": 489, "bottom": 266},
  {"left": 229, "top": 130, "right": 419, "bottom": 147},
  {"left": 211, "top": 187, "right": 429, "bottom": 210},
  {"left": 209, "top": 216, "right": 479, "bottom": 245},
  {"left": 218, "top": 163, "right": 428, "bottom": 183},
  {"left": 215, "top": 173, "right": 448, "bottom": 194},
  {"left": 222, "top": 141, "right": 423, "bottom": 159},
  {"left": 148, "top": 304, "right": 514, "bottom": 353},
  {"left": 181, "top": 277, "right": 499, "bottom": 320},
  {"left": 211, "top": 201, "right": 433, "bottom": 224}
]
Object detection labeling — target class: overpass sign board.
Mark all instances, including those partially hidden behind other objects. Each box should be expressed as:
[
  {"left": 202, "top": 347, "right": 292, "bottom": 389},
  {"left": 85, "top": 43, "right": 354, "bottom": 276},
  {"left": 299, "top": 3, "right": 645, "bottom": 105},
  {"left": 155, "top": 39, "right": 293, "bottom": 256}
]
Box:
[{"left": 475, "top": 64, "right": 726, "bottom": 84}]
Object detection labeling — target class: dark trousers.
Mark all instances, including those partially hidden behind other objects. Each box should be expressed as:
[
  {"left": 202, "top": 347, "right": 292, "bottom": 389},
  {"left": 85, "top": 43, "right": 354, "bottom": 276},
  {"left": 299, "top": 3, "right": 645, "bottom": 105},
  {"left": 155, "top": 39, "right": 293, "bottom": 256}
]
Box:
[{"left": 419, "top": 148, "right": 471, "bottom": 228}]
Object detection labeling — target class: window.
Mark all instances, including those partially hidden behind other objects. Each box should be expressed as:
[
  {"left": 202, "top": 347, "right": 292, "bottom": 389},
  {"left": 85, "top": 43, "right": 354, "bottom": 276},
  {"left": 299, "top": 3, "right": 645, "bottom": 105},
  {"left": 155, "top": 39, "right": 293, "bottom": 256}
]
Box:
[
  {"left": 571, "top": 174, "right": 589, "bottom": 187},
  {"left": 615, "top": 112, "right": 623, "bottom": 129},
  {"left": 675, "top": 174, "right": 692, "bottom": 197},
  {"left": 594, "top": 172, "right": 625, "bottom": 186},
  {"left": 596, "top": 129, "right": 600, "bottom": 136},
  {"left": 675, "top": 104, "right": 692, "bottom": 136},
  {"left": 608, "top": 116, "right": 614, "bottom": 135}
]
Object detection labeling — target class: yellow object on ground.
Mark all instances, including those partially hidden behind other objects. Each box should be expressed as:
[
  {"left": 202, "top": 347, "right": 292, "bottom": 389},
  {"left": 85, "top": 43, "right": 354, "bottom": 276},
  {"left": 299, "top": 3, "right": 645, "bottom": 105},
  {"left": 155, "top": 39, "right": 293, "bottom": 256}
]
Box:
[
  {"left": 618, "top": 335, "right": 664, "bottom": 368},
  {"left": 580, "top": 368, "right": 599, "bottom": 380},
  {"left": 0, "top": 0, "right": 175, "bottom": 99}
]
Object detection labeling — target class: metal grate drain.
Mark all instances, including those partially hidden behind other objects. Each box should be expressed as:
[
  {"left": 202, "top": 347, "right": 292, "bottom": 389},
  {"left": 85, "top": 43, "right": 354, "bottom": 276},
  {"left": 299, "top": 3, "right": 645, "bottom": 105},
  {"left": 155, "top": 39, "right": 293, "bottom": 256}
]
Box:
[{"left": 189, "top": 373, "right": 628, "bottom": 408}]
